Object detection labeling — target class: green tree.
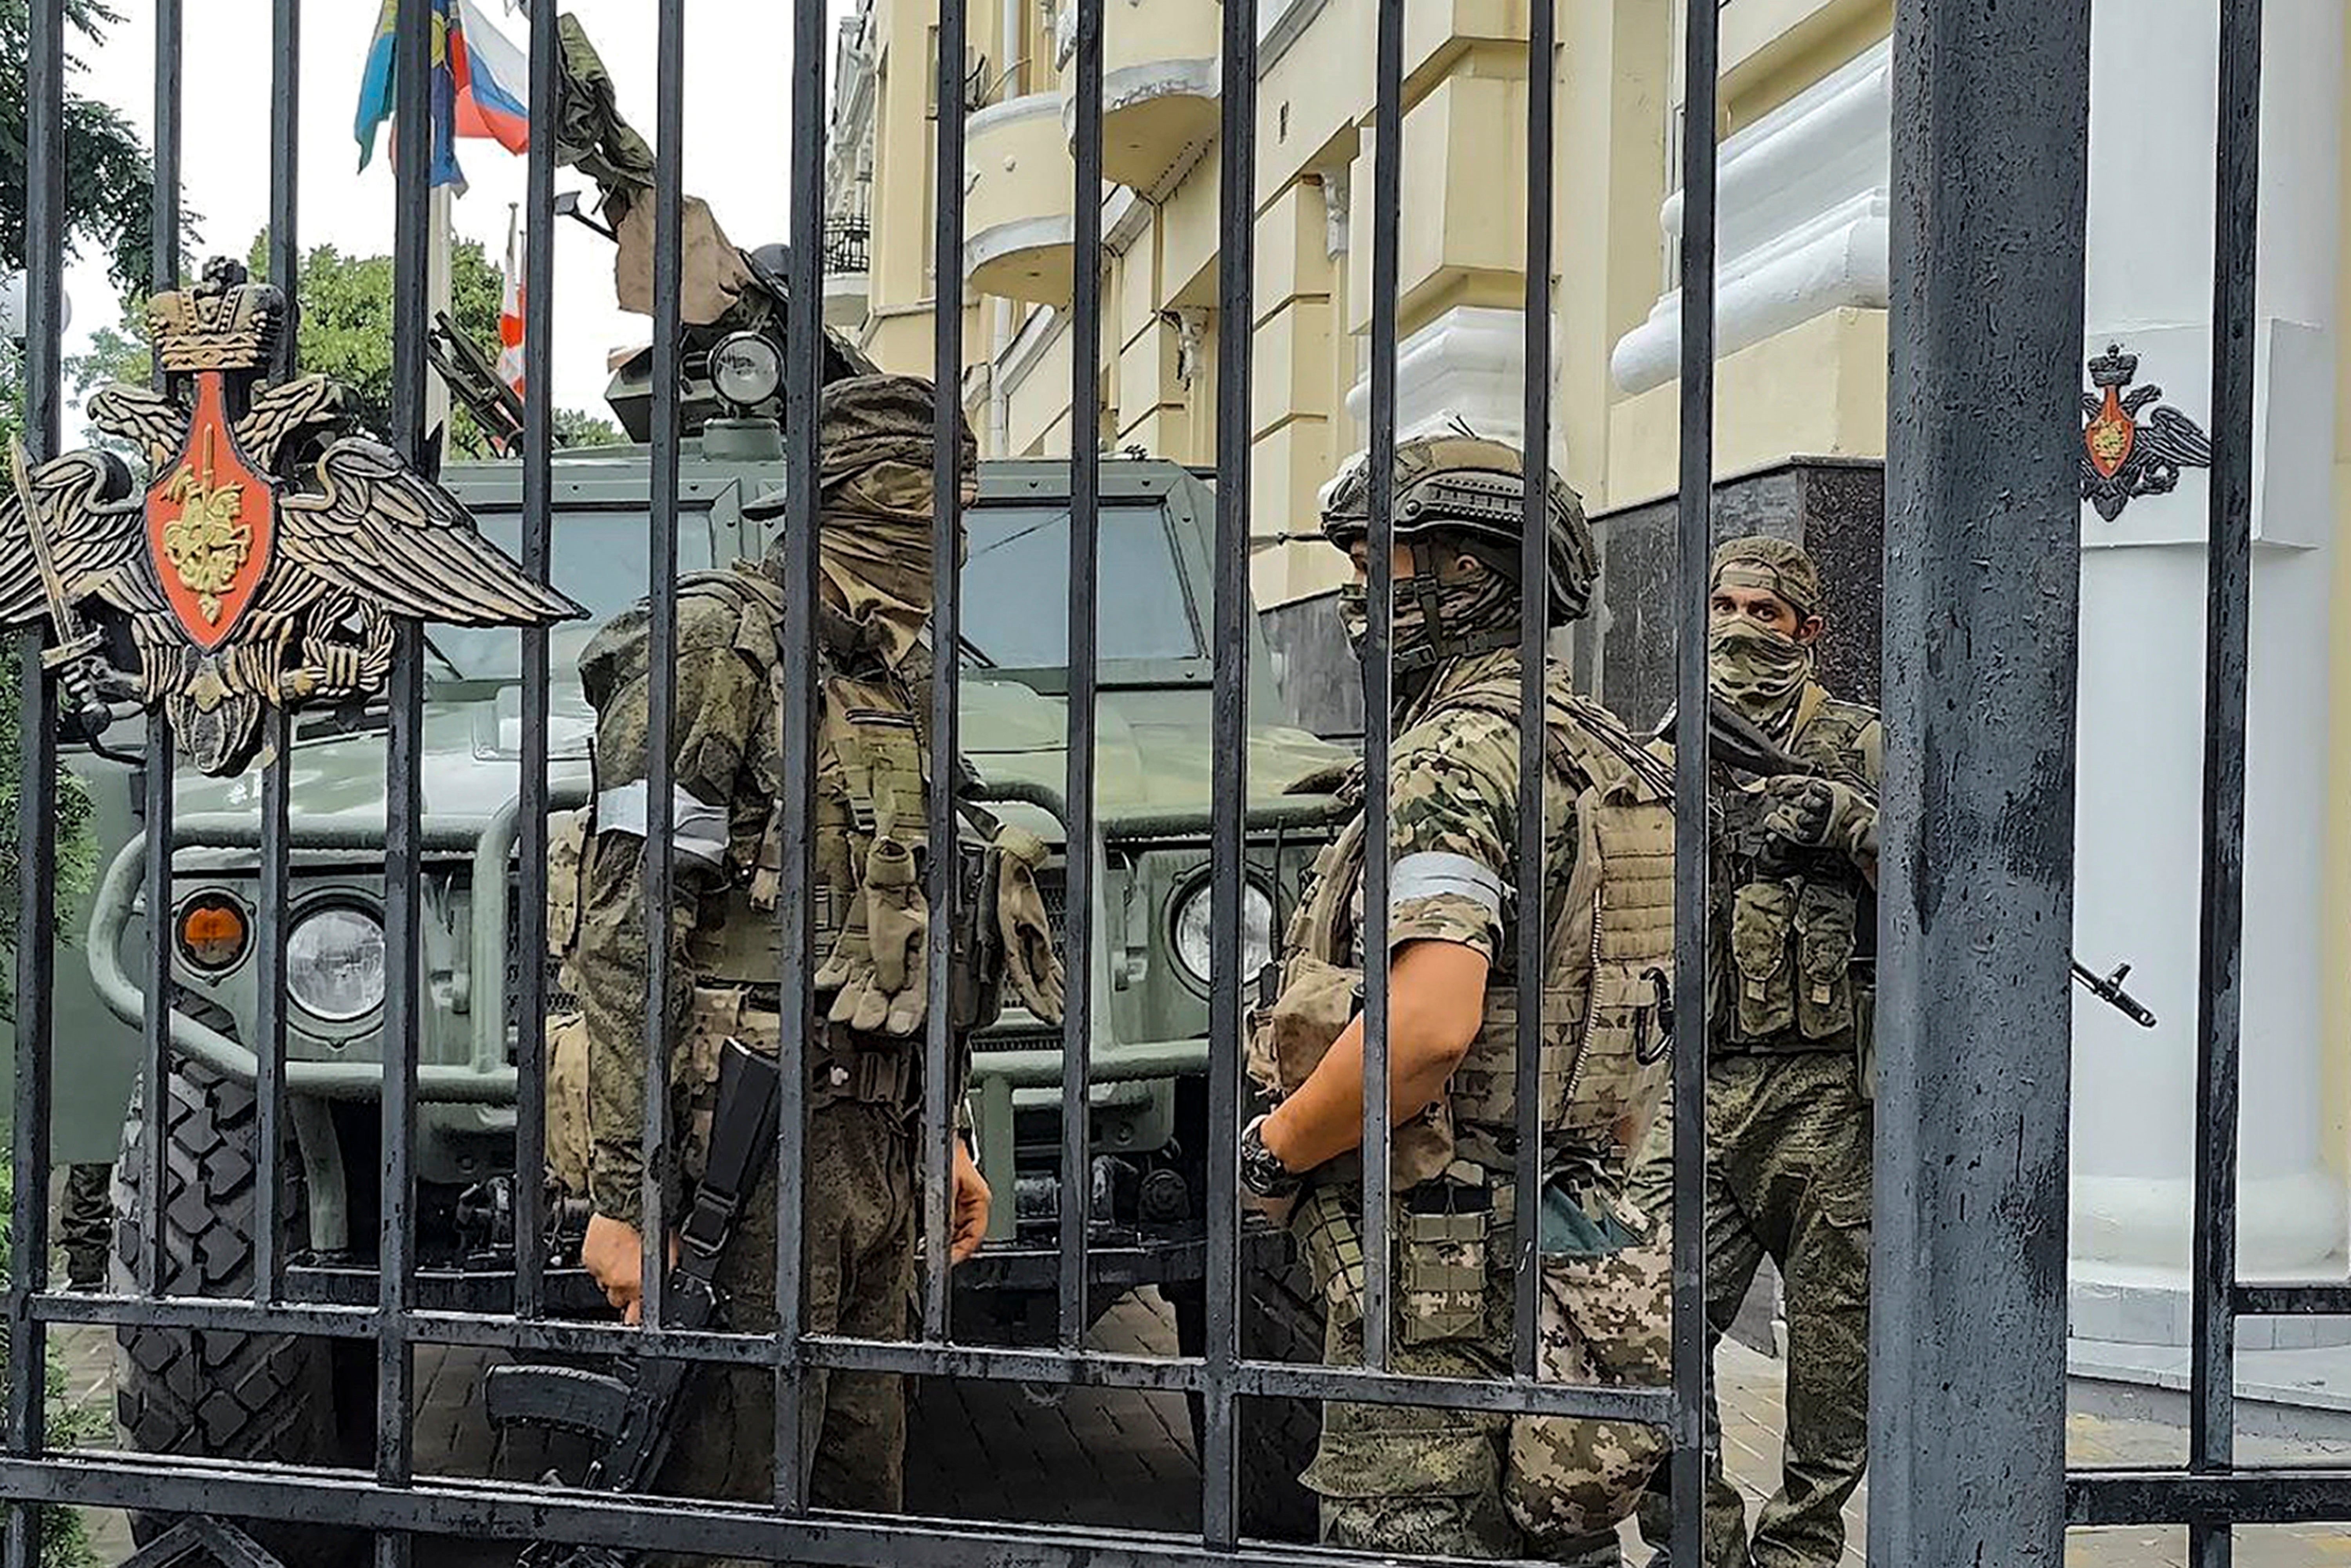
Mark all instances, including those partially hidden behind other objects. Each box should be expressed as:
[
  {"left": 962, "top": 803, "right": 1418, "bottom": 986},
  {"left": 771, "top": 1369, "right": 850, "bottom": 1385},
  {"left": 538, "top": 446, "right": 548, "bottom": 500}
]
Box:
[
  {"left": 553, "top": 406, "right": 627, "bottom": 448},
  {"left": 0, "top": 0, "right": 163, "bottom": 297},
  {"left": 247, "top": 232, "right": 509, "bottom": 458}
]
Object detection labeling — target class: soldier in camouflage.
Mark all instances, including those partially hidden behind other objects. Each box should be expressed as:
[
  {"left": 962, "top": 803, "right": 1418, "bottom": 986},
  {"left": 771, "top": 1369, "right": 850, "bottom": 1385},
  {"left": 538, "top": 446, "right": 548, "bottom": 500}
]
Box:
[
  {"left": 1240, "top": 434, "right": 1677, "bottom": 1565},
  {"left": 1632, "top": 535, "right": 1880, "bottom": 1568},
  {"left": 557, "top": 375, "right": 1053, "bottom": 1554}
]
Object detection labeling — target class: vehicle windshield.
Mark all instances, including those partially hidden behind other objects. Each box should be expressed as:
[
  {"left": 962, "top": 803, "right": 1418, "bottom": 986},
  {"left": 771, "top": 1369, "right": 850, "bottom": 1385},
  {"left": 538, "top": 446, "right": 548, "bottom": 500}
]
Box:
[
  {"left": 960, "top": 503, "right": 1203, "bottom": 667},
  {"left": 424, "top": 509, "right": 715, "bottom": 682},
  {"left": 422, "top": 499, "right": 1204, "bottom": 682}
]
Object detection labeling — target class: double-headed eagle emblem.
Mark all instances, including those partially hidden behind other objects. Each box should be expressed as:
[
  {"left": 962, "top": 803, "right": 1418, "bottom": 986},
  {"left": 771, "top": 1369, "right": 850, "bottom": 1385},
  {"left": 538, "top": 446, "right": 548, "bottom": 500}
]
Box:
[
  {"left": 2080, "top": 343, "right": 2215, "bottom": 523},
  {"left": 1, "top": 257, "right": 582, "bottom": 774}
]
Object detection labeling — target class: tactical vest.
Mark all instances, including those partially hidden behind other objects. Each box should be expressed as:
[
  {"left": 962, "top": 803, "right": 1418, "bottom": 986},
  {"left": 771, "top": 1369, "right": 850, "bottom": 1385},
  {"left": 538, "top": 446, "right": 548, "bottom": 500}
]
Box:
[
  {"left": 1715, "top": 685, "right": 1877, "bottom": 1056},
  {"left": 1247, "top": 668, "right": 1676, "bottom": 1184},
  {"left": 546, "top": 568, "right": 1006, "bottom": 1088}
]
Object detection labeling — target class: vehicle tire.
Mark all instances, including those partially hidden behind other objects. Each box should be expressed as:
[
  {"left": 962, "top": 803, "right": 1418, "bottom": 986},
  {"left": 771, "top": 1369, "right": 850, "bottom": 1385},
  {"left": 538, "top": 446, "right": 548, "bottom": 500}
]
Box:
[
  {"left": 110, "top": 1060, "right": 359, "bottom": 1565},
  {"left": 1169, "top": 1255, "right": 1325, "bottom": 1543}
]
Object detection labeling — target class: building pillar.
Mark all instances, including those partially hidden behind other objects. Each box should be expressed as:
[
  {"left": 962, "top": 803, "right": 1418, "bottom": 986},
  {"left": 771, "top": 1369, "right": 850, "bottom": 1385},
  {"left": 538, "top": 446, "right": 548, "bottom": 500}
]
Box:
[{"left": 2067, "top": 0, "right": 2347, "bottom": 1349}]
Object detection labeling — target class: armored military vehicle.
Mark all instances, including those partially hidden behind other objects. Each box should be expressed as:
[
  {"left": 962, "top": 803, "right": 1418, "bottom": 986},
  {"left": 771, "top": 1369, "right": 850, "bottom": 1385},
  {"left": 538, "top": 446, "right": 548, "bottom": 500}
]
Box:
[{"left": 72, "top": 330, "right": 1339, "bottom": 1542}]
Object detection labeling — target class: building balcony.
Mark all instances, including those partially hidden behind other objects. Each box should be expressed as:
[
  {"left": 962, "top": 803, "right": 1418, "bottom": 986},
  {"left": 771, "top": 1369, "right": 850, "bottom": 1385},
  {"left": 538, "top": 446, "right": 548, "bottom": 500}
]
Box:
[
  {"left": 965, "top": 93, "right": 1077, "bottom": 307},
  {"left": 822, "top": 215, "right": 871, "bottom": 331},
  {"left": 1056, "top": 0, "right": 1223, "bottom": 199}
]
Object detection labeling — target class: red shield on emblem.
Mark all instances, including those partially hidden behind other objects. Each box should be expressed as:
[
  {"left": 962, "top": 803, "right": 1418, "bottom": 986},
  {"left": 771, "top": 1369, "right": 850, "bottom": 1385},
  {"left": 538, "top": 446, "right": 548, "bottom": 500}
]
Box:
[
  {"left": 2084, "top": 385, "right": 2136, "bottom": 480},
  {"left": 145, "top": 371, "right": 274, "bottom": 650}
]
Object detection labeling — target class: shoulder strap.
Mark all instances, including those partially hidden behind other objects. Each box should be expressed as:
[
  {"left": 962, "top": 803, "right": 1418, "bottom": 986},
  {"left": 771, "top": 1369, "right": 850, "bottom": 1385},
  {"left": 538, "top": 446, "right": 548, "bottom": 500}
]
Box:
[{"left": 1435, "top": 677, "right": 1673, "bottom": 803}]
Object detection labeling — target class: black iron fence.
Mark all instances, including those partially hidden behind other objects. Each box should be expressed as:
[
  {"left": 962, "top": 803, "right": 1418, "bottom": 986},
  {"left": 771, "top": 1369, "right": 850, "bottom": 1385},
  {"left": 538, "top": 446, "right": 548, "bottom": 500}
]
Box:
[{"left": 0, "top": 0, "right": 2330, "bottom": 1565}]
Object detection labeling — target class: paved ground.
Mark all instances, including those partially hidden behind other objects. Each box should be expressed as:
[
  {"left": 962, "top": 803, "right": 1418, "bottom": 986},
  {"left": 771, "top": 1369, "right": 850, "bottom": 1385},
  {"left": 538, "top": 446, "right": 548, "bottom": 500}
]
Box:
[{"left": 43, "top": 1291, "right": 2351, "bottom": 1564}]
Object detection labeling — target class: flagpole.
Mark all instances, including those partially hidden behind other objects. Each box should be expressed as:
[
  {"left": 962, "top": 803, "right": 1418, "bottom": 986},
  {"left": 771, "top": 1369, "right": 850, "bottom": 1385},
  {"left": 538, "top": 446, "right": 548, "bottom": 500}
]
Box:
[{"left": 427, "top": 182, "right": 454, "bottom": 444}]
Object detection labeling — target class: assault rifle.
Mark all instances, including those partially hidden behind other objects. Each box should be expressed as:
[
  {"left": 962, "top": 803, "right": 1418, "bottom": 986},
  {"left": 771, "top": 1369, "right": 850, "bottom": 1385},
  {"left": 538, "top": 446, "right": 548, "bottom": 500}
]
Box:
[
  {"left": 491, "top": 1036, "right": 782, "bottom": 1568},
  {"left": 1660, "top": 696, "right": 2158, "bottom": 1030}
]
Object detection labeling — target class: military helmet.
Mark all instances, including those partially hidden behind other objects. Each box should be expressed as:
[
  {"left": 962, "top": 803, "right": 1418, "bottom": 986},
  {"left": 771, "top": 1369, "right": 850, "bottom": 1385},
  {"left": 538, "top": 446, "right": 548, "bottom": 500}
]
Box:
[{"left": 1320, "top": 431, "right": 1598, "bottom": 625}]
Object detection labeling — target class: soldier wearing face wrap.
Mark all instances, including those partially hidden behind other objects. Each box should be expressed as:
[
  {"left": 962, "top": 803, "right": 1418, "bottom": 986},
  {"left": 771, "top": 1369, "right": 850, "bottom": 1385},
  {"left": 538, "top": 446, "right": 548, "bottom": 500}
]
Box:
[
  {"left": 1241, "top": 433, "right": 1679, "bottom": 1566},
  {"left": 545, "top": 375, "right": 1064, "bottom": 1557},
  {"left": 1632, "top": 536, "right": 1881, "bottom": 1568}
]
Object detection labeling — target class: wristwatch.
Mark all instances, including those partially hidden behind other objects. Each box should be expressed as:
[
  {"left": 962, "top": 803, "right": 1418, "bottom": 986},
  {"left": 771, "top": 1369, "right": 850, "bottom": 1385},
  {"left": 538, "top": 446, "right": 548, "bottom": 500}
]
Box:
[{"left": 1239, "top": 1114, "right": 1302, "bottom": 1200}]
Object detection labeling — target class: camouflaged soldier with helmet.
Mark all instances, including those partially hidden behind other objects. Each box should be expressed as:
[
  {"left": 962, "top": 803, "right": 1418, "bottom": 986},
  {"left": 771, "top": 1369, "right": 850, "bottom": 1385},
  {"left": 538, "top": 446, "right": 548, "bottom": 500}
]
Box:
[
  {"left": 1239, "top": 431, "right": 1677, "bottom": 1564},
  {"left": 542, "top": 373, "right": 1064, "bottom": 1552},
  {"left": 1631, "top": 535, "right": 1881, "bottom": 1568}
]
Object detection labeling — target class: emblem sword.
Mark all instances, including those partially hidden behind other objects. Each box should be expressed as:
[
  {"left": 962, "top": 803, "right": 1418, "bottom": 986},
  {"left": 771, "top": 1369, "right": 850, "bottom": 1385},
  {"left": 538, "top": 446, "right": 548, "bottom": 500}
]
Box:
[{"left": 8, "top": 436, "right": 118, "bottom": 741}]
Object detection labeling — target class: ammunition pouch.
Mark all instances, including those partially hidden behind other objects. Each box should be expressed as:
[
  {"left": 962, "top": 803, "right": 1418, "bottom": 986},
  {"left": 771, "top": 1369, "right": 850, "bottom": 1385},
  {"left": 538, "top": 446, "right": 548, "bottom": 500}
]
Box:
[
  {"left": 1293, "top": 1163, "right": 1499, "bottom": 1347},
  {"left": 1398, "top": 1168, "right": 1493, "bottom": 1345},
  {"left": 1722, "top": 871, "right": 1865, "bottom": 1054}
]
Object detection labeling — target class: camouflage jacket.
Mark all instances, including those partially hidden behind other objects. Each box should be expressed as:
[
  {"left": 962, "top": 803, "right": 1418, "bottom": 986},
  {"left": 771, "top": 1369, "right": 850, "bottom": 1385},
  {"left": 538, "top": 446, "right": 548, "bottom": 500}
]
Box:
[
  {"left": 569, "top": 566, "right": 796, "bottom": 1225},
  {"left": 1267, "top": 650, "right": 1675, "bottom": 1178}
]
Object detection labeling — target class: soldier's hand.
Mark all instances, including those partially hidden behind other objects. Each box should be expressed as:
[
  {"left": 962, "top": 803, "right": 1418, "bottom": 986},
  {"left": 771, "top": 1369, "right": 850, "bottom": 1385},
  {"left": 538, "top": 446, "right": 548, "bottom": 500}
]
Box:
[
  {"left": 951, "top": 1141, "right": 991, "bottom": 1265},
  {"left": 582, "top": 1213, "right": 646, "bottom": 1322},
  {"left": 1761, "top": 775, "right": 1873, "bottom": 857},
  {"left": 583, "top": 1214, "right": 680, "bottom": 1324}
]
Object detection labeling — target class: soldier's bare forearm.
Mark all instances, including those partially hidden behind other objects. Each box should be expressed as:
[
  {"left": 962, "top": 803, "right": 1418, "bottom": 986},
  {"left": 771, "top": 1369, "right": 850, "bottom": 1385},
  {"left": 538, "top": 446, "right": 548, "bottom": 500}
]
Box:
[{"left": 1261, "top": 939, "right": 1489, "bottom": 1175}]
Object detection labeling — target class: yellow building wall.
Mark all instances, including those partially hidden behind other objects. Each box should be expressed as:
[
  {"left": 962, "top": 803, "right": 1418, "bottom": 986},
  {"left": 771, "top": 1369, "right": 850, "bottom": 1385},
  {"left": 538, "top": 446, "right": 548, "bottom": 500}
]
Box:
[
  {"left": 1603, "top": 308, "right": 1889, "bottom": 506},
  {"left": 1555, "top": 0, "right": 1672, "bottom": 506}
]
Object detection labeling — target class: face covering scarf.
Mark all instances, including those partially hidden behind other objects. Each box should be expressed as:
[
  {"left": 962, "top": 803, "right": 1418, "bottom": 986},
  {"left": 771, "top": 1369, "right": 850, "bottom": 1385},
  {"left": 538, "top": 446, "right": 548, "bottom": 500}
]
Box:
[
  {"left": 1337, "top": 559, "right": 1518, "bottom": 685},
  {"left": 1708, "top": 617, "right": 1811, "bottom": 738}
]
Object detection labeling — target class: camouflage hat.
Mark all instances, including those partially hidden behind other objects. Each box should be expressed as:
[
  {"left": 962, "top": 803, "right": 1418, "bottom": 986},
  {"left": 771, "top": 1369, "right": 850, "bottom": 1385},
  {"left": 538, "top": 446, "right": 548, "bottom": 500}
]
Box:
[
  {"left": 1320, "top": 431, "right": 1598, "bottom": 625},
  {"left": 1710, "top": 535, "right": 1821, "bottom": 620},
  {"left": 744, "top": 373, "right": 978, "bottom": 523}
]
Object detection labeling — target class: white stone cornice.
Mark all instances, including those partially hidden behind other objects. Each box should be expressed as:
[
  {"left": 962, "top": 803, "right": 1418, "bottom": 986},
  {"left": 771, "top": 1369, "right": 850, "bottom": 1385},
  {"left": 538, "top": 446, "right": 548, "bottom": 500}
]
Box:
[{"left": 1610, "top": 39, "right": 1893, "bottom": 395}]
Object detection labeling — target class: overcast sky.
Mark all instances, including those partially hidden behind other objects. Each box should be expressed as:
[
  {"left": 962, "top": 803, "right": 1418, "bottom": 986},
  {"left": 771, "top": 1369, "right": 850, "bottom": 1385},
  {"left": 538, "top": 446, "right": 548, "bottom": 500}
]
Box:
[{"left": 57, "top": 0, "right": 859, "bottom": 433}]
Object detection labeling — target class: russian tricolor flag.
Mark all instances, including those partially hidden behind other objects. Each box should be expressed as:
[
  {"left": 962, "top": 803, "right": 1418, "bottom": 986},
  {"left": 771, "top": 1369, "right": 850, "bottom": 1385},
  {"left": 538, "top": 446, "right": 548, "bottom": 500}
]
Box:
[{"left": 355, "top": 0, "right": 530, "bottom": 191}]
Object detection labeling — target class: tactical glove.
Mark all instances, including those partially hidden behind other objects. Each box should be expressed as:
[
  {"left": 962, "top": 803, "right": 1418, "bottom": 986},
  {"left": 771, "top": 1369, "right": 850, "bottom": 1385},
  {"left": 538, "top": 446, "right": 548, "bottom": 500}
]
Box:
[
  {"left": 1761, "top": 776, "right": 1876, "bottom": 866},
  {"left": 993, "top": 826, "right": 1066, "bottom": 1025},
  {"left": 862, "top": 837, "right": 929, "bottom": 1037},
  {"left": 817, "top": 839, "right": 932, "bottom": 1037}
]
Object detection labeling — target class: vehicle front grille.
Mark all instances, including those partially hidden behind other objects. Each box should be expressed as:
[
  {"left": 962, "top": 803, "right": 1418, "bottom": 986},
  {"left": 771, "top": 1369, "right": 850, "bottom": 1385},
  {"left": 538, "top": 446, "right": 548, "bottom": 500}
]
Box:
[{"left": 503, "top": 873, "right": 574, "bottom": 1028}]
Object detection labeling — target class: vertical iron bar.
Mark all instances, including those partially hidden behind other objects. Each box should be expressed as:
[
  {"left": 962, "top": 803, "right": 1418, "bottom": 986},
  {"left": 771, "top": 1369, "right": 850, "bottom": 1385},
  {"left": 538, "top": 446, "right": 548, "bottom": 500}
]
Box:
[
  {"left": 1359, "top": 0, "right": 1404, "bottom": 1375},
  {"left": 1869, "top": 0, "right": 2090, "bottom": 1562},
  {"left": 5, "top": 12, "right": 65, "bottom": 1563},
  {"left": 4, "top": 618, "right": 55, "bottom": 1568},
  {"left": 268, "top": 0, "right": 299, "bottom": 384},
  {"left": 513, "top": 0, "right": 560, "bottom": 1328},
  {"left": 253, "top": 0, "right": 296, "bottom": 1309},
  {"left": 922, "top": 0, "right": 970, "bottom": 1345},
  {"left": 1670, "top": 0, "right": 1719, "bottom": 1557},
  {"left": 775, "top": 0, "right": 828, "bottom": 1513},
  {"left": 378, "top": 2, "right": 434, "bottom": 1559},
  {"left": 639, "top": 0, "right": 686, "bottom": 1338},
  {"left": 1202, "top": 0, "right": 1257, "bottom": 1545},
  {"left": 1059, "top": 0, "right": 1104, "bottom": 1354},
  {"left": 137, "top": 0, "right": 184, "bottom": 1303},
  {"left": 1511, "top": 0, "right": 1557, "bottom": 1386},
  {"left": 2189, "top": 5, "right": 2262, "bottom": 1564}
]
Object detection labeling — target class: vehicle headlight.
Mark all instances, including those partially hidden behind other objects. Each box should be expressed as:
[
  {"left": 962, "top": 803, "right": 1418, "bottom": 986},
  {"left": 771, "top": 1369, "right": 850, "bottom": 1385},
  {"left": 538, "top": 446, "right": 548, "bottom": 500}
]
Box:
[
  {"left": 709, "top": 330, "right": 782, "bottom": 409},
  {"left": 286, "top": 905, "right": 388, "bottom": 1023},
  {"left": 1170, "top": 876, "right": 1274, "bottom": 989}
]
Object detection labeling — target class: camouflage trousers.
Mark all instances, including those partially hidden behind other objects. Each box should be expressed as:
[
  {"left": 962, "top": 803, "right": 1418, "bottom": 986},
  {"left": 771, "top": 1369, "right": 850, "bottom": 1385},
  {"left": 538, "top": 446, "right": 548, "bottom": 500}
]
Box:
[
  {"left": 1628, "top": 1051, "right": 1872, "bottom": 1568},
  {"left": 58, "top": 1162, "right": 112, "bottom": 1289},
  {"left": 1292, "top": 1176, "right": 1672, "bottom": 1563},
  {"left": 649, "top": 1100, "right": 916, "bottom": 1568}
]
